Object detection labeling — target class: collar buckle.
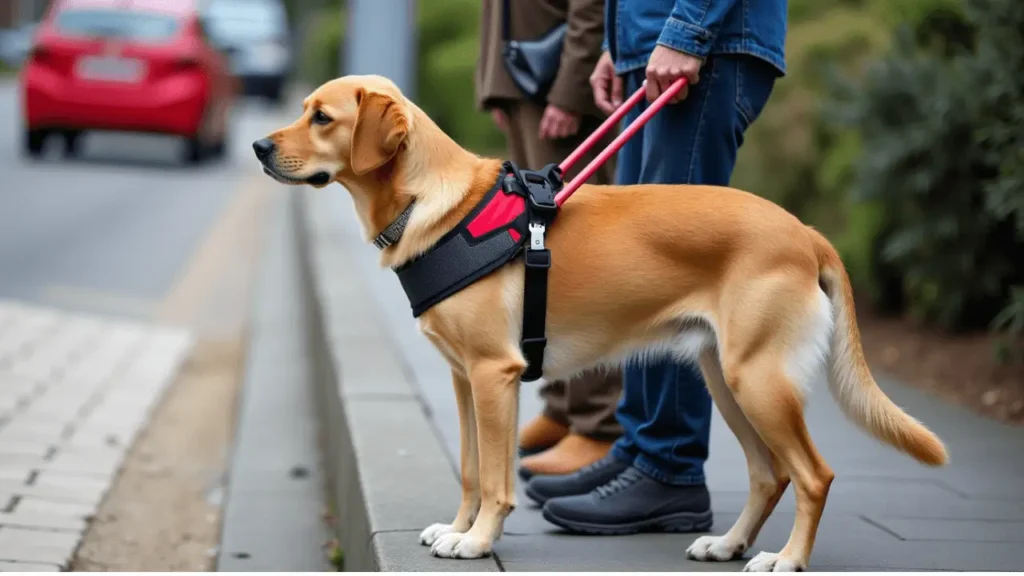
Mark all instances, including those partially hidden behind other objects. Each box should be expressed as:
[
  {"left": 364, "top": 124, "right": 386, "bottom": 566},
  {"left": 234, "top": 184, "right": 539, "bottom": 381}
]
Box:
[{"left": 373, "top": 201, "right": 416, "bottom": 251}]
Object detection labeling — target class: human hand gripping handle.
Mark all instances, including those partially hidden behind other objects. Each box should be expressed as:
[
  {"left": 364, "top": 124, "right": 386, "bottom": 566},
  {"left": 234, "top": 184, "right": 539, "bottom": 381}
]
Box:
[
  {"left": 645, "top": 44, "right": 702, "bottom": 103},
  {"left": 557, "top": 76, "right": 688, "bottom": 205}
]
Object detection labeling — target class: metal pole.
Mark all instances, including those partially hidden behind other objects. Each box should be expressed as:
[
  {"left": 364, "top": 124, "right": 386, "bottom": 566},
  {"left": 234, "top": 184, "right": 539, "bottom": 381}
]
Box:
[
  {"left": 16, "top": 0, "right": 31, "bottom": 25},
  {"left": 343, "top": 0, "right": 417, "bottom": 98}
]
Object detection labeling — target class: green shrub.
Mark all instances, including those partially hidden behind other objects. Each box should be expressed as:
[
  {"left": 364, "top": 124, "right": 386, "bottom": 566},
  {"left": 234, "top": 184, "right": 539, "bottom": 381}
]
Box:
[
  {"left": 415, "top": 0, "right": 503, "bottom": 153},
  {"left": 299, "top": 6, "right": 345, "bottom": 86},
  {"left": 831, "top": 0, "right": 1024, "bottom": 336},
  {"left": 296, "top": 0, "right": 502, "bottom": 151}
]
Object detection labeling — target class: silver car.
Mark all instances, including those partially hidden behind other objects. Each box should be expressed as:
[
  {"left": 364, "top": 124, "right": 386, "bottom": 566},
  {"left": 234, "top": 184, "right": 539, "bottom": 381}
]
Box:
[
  {"left": 202, "top": 0, "right": 292, "bottom": 103},
  {"left": 0, "top": 23, "right": 38, "bottom": 69}
]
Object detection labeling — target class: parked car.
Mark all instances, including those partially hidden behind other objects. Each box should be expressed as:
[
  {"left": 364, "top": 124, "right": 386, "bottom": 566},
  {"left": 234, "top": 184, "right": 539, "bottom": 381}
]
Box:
[
  {"left": 20, "top": 0, "right": 237, "bottom": 164},
  {"left": 0, "top": 23, "right": 38, "bottom": 69},
  {"left": 202, "top": 0, "right": 291, "bottom": 104}
]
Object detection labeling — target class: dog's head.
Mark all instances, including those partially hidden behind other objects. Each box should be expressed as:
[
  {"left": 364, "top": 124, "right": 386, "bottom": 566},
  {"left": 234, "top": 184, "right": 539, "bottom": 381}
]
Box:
[{"left": 252, "top": 74, "right": 412, "bottom": 189}]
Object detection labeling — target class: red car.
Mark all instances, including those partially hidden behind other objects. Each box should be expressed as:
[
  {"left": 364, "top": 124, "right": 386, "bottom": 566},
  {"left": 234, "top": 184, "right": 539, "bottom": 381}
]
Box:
[{"left": 20, "top": 0, "right": 237, "bottom": 164}]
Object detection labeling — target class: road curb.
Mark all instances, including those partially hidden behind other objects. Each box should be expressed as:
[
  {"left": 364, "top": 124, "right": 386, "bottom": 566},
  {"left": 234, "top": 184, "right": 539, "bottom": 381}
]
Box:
[
  {"left": 216, "top": 190, "right": 334, "bottom": 571},
  {"left": 293, "top": 188, "right": 500, "bottom": 571}
]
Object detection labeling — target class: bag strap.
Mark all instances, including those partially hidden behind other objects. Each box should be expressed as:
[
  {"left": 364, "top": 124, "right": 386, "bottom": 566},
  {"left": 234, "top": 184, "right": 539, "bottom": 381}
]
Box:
[{"left": 501, "top": 0, "right": 511, "bottom": 42}]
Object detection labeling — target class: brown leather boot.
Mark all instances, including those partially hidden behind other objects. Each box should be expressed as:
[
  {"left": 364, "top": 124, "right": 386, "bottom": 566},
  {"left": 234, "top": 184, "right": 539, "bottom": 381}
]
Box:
[
  {"left": 519, "top": 415, "right": 569, "bottom": 456},
  {"left": 519, "top": 433, "right": 614, "bottom": 478}
]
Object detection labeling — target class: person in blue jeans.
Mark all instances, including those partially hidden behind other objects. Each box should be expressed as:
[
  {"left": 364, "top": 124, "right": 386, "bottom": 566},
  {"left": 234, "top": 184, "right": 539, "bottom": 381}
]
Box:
[{"left": 524, "top": 0, "right": 787, "bottom": 534}]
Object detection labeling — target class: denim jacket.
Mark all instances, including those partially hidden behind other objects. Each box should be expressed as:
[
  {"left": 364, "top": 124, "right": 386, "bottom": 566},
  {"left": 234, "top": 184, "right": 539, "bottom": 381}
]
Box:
[{"left": 603, "top": 0, "right": 787, "bottom": 76}]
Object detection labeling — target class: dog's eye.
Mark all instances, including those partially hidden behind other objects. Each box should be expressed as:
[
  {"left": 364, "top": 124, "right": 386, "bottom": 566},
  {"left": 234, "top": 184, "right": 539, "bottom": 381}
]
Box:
[{"left": 311, "top": 110, "right": 332, "bottom": 125}]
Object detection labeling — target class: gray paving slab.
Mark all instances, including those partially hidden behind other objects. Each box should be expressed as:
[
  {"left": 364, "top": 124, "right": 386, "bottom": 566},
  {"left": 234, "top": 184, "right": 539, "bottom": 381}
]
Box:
[
  {"left": 303, "top": 186, "right": 1024, "bottom": 571},
  {"left": 216, "top": 191, "right": 333, "bottom": 572},
  {"left": 0, "top": 301, "right": 194, "bottom": 569}
]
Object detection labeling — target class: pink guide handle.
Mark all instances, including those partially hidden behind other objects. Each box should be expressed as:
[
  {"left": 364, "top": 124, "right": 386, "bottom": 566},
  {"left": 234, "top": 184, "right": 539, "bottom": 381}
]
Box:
[
  {"left": 554, "top": 77, "right": 688, "bottom": 207},
  {"left": 558, "top": 86, "right": 647, "bottom": 175}
]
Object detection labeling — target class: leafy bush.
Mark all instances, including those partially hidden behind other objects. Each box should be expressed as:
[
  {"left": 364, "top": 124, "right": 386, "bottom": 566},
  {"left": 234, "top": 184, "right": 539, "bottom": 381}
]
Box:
[
  {"left": 297, "top": 0, "right": 502, "bottom": 152},
  {"left": 298, "top": 6, "right": 345, "bottom": 87},
  {"left": 415, "top": 0, "right": 504, "bottom": 153},
  {"left": 830, "top": 0, "right": 1024, "bottom": 342}
]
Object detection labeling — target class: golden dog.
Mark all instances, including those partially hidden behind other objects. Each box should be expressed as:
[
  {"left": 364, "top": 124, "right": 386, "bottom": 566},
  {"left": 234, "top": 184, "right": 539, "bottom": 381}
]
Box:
[{"left": 254, "top": 75, "right": 948, "bottom": 571}]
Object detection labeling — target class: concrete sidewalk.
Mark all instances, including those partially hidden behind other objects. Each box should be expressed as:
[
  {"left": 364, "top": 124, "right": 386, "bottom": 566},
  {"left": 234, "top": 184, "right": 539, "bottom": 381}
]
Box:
[
  {"left": 0, "top": 302, "right": 192, "bottom": 571},
  {"left": 301, "top": 187, "right": 1024, "bottom": 571}
]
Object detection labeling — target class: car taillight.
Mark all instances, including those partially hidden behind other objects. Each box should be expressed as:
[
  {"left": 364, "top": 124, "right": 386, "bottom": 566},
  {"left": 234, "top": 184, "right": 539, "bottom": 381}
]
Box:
[
  {"left": 29, "top": 46, "right": 52, "bottom": 64},
  {"left": 174, "top": 57, "right": 203, "bottom": 71}
]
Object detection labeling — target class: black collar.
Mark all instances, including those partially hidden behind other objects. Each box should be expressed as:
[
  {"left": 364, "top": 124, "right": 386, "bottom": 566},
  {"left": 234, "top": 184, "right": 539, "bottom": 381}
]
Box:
[{"left": 372, "top": 201, "right": 417, "bottom": 250}]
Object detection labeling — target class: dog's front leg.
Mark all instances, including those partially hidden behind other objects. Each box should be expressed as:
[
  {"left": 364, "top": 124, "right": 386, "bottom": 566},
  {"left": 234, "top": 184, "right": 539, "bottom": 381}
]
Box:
[
  {"left": 430, "top": 359, "right": 521, "bottom": 559},
  {"left": 420, "top": 370, "right": 480, "bottom": 546}
]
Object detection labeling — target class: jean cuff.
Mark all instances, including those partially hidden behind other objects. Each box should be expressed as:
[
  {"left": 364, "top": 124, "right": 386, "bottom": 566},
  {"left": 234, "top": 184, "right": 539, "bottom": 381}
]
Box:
[
  {"left": 633, "top": 454, "right": 706, "bottom": 486},
  {"left": 610, "top": 442, "right": 637, "bottom": 466}
]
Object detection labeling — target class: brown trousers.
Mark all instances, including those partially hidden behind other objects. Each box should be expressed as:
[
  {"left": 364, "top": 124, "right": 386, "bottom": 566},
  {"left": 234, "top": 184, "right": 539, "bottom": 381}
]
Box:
[{"left": 499, "top": 99, "right": 624, "bottom": 441}]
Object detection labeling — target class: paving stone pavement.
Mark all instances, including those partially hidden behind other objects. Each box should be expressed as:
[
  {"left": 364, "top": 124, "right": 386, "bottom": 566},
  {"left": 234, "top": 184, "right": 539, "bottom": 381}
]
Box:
[
  {"left": 0, "top": 300, "right": 192, "bottom": 572},
  {"left": 318, "top": 188, "right": 1024, "bottom": 571}
]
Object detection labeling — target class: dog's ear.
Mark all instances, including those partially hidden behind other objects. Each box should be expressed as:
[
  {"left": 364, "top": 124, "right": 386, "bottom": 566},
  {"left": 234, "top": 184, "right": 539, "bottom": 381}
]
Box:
[{"left": 350, "top": 90, "right": 410, "bottom": 175}]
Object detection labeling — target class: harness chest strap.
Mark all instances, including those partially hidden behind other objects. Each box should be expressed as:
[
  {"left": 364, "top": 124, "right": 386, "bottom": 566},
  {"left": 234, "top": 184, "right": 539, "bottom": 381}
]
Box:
[{"left": 373, "top": 161, "right": 562, "bottom": 383}]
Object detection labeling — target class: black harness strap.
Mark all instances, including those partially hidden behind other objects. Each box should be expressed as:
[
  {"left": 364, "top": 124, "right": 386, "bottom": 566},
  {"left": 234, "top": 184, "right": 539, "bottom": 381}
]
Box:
[{"left": 505, "top": 162, "right": 562, "bottom": 382}]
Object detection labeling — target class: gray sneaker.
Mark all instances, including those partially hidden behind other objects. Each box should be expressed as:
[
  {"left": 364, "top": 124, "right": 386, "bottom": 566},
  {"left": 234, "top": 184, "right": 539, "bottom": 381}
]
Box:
[
  {"left": 541, "top": 466, "right": 713, "bottom": 535},
  {"left": 524, "top": 454, "right": 630, "bottom": 505}
]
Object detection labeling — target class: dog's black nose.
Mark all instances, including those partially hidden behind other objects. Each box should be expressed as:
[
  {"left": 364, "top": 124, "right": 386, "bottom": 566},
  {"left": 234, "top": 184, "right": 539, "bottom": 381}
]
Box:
[{"left": 252, "top": 138, "right": 275, "bottom": 160}]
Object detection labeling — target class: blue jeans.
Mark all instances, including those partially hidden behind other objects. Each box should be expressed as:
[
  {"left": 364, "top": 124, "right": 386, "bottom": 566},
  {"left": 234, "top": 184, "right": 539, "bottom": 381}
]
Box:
[{"left": 609, "top": 55, "right": 778, "bottom": 486}]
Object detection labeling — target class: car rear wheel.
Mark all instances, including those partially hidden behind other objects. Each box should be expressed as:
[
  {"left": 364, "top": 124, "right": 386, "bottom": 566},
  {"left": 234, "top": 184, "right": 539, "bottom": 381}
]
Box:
[
  {"left": 64, "top": 131, "right": 83, "bottom": 158},
  {"left": 210, "top": 136, "right": 227, "bottom": 162},
  {"left": 182, "top": 136, "right": 206, "bottom": 165},
  {"left": 265, "top": 79, "right": 285, "bottom": 106},
  {"left": 23, "top": 129, "right": 47, "bottom": 158}
]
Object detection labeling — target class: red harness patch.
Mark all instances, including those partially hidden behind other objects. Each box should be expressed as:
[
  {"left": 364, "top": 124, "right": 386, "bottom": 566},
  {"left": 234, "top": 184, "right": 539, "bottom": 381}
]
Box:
[{"left": 466, "top": 185, "right": 526, "bottom": 243}]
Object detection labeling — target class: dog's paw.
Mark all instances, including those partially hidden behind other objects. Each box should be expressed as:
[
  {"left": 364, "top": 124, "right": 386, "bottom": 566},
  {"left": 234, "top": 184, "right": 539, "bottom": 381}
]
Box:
[
  {"left": 686, "top": 535, "right": 746, "bottom": 562},
  {"left": 742, "top": 551, "right": 805, "bottom": 572},
  {"left": 430, "top": 532, "right": 492, "bottom": 559},
  {"left": 419, "top": 523, "right": 456, "bottom": 547}
]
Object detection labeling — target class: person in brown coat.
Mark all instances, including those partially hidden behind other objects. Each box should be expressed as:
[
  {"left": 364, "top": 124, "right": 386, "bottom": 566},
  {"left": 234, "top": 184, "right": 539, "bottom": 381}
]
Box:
[{"left": 475, "top": 0, "right": 623, "bottom": 479}]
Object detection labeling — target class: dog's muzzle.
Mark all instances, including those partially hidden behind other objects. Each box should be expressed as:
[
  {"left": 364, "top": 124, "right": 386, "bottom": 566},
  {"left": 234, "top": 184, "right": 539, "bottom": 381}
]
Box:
[{"left": 252, "top": 138, "right": 331, "bottom": 186}]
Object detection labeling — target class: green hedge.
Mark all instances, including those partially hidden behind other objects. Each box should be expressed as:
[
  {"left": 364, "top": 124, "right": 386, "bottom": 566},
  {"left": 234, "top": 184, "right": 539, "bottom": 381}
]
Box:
[
  {"left": 298, "top": 0, "right": 502, "bottom": 153},
  {"left": 829, "top": 0, "right": 1023, "bottom": 356},
  {"left": 414, "top": 0, "right": 504, "bottom": 153},
  {"left": 732, "top": 0, "right": 1023, "bottom": 355}
]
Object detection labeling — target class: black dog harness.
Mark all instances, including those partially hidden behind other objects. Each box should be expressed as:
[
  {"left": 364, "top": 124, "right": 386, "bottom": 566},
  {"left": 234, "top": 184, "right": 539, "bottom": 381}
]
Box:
[{"left": 374, "top": 161, "right": 562, "bottom": 382}]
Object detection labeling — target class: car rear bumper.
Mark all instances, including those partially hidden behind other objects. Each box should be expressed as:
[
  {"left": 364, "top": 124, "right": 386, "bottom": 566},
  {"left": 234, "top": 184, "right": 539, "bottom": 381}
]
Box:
[{"left": 23, "top": 68, "right": 210, "bottom": 136}]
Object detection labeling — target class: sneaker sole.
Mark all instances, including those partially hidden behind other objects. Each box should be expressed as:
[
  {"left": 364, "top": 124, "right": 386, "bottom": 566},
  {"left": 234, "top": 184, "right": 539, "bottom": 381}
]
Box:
[{"left": 541, "top": 507, "right": 713, "bottom": 535}]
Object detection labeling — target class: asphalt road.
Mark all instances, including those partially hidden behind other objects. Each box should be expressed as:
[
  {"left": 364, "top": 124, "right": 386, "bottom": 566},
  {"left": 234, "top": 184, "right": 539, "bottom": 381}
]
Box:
[{"left": 0, "top": 78, "right": 288, "bottom": 318}]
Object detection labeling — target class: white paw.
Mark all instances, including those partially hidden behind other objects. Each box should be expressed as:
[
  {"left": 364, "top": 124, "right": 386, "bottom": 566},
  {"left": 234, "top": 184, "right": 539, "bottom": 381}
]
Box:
[
  {"left": 686, "top": 535, "right": 747, "bottom": 562},
  {"left": 743, "top": 551, "right": 805, "bottom": 572},
  {"left": 430, "top": 532, "right": 492, "bottom": 559},
  {"left": 419, "top": 523, "right": 456, "bottom": 547}
]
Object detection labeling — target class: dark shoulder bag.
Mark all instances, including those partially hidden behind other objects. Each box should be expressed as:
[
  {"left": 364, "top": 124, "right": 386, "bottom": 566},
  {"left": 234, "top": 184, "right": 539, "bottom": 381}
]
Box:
[{"left": 501, "top": 0, "right": 568, "bottom": 101}]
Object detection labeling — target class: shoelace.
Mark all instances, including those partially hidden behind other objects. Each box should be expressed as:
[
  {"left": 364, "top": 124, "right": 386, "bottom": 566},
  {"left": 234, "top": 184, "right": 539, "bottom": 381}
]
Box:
[
  {"left": 578, "top": 455, "right": 615, "bottom": 476},
  {"left": 595, "top": 467, "right": 643, "bottom": 499}
]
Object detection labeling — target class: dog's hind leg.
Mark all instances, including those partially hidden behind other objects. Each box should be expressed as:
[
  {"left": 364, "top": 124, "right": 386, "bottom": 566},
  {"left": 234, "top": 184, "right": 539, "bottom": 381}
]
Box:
[
  {"left": 420, "top": 370, "right": 480, "bottom": 546},
  {"left": 686, "top": 349, "right": 790, "bottom": 564},
  {"left": 430, "top": 358, "right": 522, "bottom": 559},
  {"left": 727, "top": 356, "right": 834, "bottom": 572}
]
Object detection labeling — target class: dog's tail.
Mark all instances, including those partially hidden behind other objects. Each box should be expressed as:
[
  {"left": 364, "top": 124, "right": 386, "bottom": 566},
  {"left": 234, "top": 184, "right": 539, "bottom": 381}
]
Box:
[{"left": 808, "top": 228, "right": 948, "bottom": 467}]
